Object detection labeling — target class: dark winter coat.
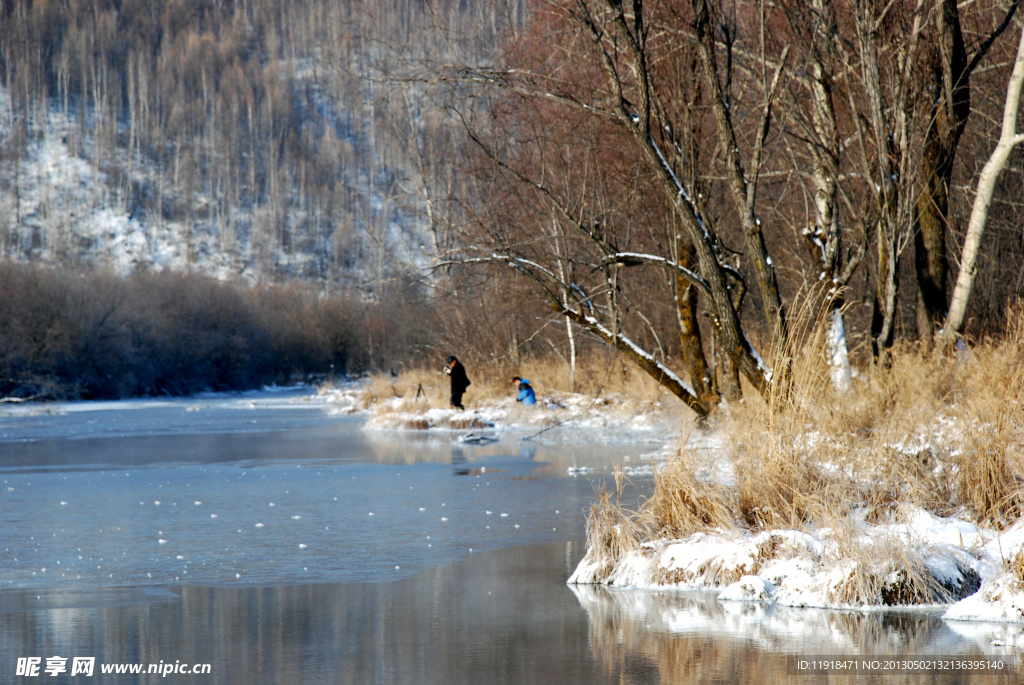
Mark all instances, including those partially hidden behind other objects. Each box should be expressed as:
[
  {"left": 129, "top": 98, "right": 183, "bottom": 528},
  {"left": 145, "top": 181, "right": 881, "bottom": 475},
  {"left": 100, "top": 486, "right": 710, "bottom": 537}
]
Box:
[{"left": 449, "top": 361, "right": 471, "bottom": 395}]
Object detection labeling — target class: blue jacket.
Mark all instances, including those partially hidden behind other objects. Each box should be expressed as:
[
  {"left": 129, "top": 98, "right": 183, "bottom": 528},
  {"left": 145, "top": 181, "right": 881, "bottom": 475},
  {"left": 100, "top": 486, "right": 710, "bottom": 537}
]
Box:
[{"left": 517, "top": 380, "right": 536, "bottom": 405}]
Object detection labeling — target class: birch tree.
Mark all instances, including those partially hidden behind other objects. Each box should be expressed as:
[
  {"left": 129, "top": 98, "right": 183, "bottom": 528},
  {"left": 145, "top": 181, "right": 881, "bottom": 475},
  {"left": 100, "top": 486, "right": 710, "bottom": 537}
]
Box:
[
  {"left": 941, "top": 19, "right": 1024, "bottom": 341},
  {"left": 913, "top": 0, "right": 1020, "bottom": 343}
]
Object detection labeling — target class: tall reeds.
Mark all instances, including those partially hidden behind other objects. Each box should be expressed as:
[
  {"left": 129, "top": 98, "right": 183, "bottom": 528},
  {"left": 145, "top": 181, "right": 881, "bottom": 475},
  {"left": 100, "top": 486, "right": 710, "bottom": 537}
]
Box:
[{"left": 573, "top": 298, "right": 1024, "bottom": 602}]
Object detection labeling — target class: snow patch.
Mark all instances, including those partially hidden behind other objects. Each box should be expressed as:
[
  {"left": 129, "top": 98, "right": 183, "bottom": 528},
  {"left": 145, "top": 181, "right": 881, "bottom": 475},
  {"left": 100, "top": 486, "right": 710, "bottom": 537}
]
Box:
[{"left": 570, "top": 507, "right": 1018, "bottom": 619}]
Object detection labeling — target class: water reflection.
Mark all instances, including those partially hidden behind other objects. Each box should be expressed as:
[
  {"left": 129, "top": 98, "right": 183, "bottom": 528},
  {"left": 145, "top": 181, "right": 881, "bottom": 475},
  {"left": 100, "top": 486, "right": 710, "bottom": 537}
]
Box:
[
  {"left": 6, "top": 543, "right": 1020, "bottom": 684},
  {"left": 359, "top": 429, "right": 649, "bottom": 476},
  {"left": 571, "top": 584, "right": 1022, "bottom": 684},
  {"left": 3, "top": 542, "right": 615, "bottom": 685}
]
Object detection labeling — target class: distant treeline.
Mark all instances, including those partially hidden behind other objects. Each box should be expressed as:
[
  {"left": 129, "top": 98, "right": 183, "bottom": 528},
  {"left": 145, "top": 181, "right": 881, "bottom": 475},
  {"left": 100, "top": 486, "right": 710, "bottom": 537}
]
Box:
[{"left": 0, "top": 263, "right": 434, "bottom": 400}]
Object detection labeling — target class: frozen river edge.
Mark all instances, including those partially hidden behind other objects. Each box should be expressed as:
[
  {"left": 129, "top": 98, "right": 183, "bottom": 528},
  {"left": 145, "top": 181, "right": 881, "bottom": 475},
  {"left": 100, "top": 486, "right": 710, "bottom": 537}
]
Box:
[
  {"left": 329, "top": 384, "right": 1024, "bottom": 628},
  {"left": 6, "top": 383, "right": 1024, "bottom": 632}
]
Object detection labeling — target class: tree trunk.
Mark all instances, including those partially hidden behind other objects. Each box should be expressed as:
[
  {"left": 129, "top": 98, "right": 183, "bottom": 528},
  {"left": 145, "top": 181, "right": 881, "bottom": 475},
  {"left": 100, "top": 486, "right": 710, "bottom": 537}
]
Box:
[
  {"left": 871, "top": 233, "right": 899, "bottom": 364},
  {"left": 692, "top": 0, "right": 788, "bottom": 353},
  {"left": 914, "top": 0, "right": 970, "bottom": 344},
  {"left": 805, "top": 0, "right": 853, "bottom": 391},
  {"left": 854, "top": 0, "right": 918, "bottom": 363},
  {"left": 941, "top": 21, "right": 1024, "bottom": 341},
  {"left": 675, "top": 243, "right": 719, "bottom": 413},
  {"left": 566, "top": 315, "right": 576, "bottom": 393},
  {"left": 828, "top": 307, "right": 852, "bottom": 392},
  {"left": 715, "top": 325, "right": 742, "bottom": 402}
]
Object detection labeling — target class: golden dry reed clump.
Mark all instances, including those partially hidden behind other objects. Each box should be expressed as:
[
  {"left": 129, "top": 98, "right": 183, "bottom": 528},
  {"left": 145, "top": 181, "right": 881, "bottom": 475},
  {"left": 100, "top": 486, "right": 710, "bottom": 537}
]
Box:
[
  {"left": 582, "top": 470, "right": 647, "bottom": 583},
  {"left": 350, "top": 355, "right": 668, "bottom": 412},
  {"left": 1010, "top": 549, "right": 1024, "bottom": 588},
  {"left": 644, "top": 448, "right": 735, "bottom": 539},
  {"left": 580, "top": 298, "right": 1024, "bottom": 602},
  {"left": 727, "top": 298, "right": 1024, "bottom": 531},
  {"left": 581, "top": 452, "right": 738, "bottom": 583}
]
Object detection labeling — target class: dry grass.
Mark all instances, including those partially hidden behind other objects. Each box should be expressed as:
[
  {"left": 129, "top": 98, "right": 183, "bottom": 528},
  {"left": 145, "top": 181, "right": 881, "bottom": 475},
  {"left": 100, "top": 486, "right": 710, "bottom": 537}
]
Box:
[
  {"left": 582, "top": 471, "right": 647, "bottom": 583},
  {"left": 575, "top": 300, "right": 1024, "bottom": 601},
  {"left": 354, "top": 353, "right": 670, "bottom": 412},
  {"left": 644, "top": 449, "right": 736, "bottom": 539},
  {"left": 824, "top": 522, "right": 952, "bottom": 606},
  {"left": 1009, "top": 549, "right": 1024, "bottom": 587},
  {"left": 581, "top": 453, "right": 737, "bottom": 584},
  {"left": 723, "top": 300, "right": 1024, "bottom": 532}
]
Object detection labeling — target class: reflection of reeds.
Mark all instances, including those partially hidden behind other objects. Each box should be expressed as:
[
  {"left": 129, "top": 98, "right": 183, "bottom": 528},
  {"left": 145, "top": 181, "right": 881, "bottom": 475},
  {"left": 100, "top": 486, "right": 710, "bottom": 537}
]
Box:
[{"left": 570, "top": 583, "right": 988, "bottom": 685}]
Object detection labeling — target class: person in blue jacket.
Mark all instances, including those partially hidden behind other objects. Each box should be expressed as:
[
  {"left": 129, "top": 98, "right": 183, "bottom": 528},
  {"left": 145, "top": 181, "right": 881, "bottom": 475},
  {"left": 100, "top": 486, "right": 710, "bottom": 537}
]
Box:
[{"left": 512, "top": 377, "right": 536, "bottom": 406}]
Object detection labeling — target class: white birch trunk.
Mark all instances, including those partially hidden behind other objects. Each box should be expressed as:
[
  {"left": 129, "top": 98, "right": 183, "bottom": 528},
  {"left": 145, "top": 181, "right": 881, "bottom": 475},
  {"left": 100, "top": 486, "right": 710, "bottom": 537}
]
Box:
[
  {"left": 566, "top": 314, "right": 576, "bottom": 393},
  {"left": 829, "top": 307, "right": 852, "bottom": 393},
  {"left": 941, "top": 22, "right": 1024, "bottom": 341}
]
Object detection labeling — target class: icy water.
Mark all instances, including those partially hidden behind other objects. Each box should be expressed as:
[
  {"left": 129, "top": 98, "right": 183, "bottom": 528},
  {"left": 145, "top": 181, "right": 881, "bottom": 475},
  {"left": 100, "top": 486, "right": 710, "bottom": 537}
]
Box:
[{"left": 1, "top": 390, "right": 1020, "bottom": 683}]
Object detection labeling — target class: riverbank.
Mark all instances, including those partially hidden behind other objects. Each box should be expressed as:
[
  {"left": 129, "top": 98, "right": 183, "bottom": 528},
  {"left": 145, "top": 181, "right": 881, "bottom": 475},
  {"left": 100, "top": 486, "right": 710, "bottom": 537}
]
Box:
[
  {"left": 339, "top": 336, "right": 1024, "bottom": 624},
  {"left": 564, "top": 338, "right": 1024, "bottom": 623},
  {"left": 317, "top": 367, "right": 693, "bottom": 445}
]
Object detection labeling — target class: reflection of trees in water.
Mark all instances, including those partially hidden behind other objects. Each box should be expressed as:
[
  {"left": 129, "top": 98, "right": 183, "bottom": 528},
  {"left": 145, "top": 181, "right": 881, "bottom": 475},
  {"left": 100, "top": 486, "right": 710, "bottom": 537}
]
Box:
[
  {"left": 570, "top": 585, "right": 1015, "bottom": 684},
  {"left": 360, "top": 431, "right": 647, "bottom": 479},
  {"left": 4, "top": 543, "right": 617, "bottom": 685},
  {"left": 361, "top": 431, "right": 465, "bottom": 465}
]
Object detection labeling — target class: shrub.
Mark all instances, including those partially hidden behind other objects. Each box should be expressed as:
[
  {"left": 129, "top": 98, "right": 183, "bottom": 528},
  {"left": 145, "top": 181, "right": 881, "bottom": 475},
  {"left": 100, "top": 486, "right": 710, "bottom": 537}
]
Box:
[{"left": 0, "top": 263, "right": 433, "bottom": 399}]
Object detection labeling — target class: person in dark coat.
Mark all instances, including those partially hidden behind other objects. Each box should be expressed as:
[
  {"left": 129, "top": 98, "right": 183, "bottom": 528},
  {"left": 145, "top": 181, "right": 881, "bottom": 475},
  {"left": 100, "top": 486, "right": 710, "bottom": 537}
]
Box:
[{"left": 445, "top": 355, "right": 470, "bottom": 410}]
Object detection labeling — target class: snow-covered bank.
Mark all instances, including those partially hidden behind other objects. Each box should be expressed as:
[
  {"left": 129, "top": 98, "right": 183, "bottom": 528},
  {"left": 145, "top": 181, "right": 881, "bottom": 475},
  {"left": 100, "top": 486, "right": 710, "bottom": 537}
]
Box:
[
  {"left": 569, "top": 506, "right": 1024, "bottom": 624},
  {"left": 321, "top": 384, "right": 693, "bottom": 445},
  {"left": 324, "top": 378, "right": 1024, "bottom": 625}
]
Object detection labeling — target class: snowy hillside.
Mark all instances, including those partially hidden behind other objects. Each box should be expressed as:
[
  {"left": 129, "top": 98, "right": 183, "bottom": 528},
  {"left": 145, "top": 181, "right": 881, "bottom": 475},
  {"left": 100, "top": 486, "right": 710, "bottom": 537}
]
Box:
[{"left": 0, "top": 83, "right": 432, "bottom": 283}]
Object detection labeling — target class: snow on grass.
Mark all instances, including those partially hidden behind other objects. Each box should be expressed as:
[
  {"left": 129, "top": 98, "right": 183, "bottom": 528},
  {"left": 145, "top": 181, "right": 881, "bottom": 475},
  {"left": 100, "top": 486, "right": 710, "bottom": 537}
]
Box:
[
  {"left": 341, "top": 387, "right": 676, "bottom": 443},
  {"left": 944, "top": 574, "right": 1024, "bottom": 622},
  {"left": 944, "top": 521, "right": 1024, "bottom": 623},
  {"left": 569, "top": 506, "right": 1024, "bottom": 620}
]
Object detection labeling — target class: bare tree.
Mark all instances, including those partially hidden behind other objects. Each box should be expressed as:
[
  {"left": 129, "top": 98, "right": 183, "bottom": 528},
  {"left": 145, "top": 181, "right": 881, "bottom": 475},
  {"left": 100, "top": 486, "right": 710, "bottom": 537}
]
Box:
[
  {"left": 439, "top": 0, "right": 788, "bottom": 415},
  {"left": 912, "top": 0, "right": 1021, "bottom": 344},
  {"left": 941, "top": 19, "right": 1024, "bottom": 341}
]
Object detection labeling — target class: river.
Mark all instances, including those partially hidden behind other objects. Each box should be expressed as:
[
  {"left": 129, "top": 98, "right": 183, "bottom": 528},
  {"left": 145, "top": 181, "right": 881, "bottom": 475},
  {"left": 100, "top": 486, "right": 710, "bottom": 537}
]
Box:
[{"left": 0, "top": 390, "right": 1017, "bottom": 683}]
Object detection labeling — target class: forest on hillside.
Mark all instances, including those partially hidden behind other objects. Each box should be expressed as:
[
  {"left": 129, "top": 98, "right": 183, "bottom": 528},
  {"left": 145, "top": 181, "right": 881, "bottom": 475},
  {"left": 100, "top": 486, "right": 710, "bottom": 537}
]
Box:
[{"left": 0, "top": 0, "right": 521, "bottom": 284}]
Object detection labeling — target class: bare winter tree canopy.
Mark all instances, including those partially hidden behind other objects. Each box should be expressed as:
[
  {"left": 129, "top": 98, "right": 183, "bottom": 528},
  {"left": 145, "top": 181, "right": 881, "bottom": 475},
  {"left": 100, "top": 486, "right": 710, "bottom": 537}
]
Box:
[
  {"left": 2, "top": 0, "right": 1024, "bottom": 412},
  {"left": 414, "top": 0, "right": 1024, "bottom": 414}
]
